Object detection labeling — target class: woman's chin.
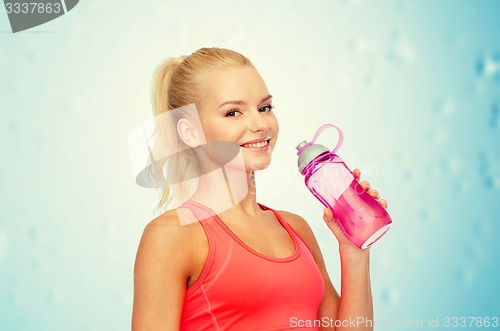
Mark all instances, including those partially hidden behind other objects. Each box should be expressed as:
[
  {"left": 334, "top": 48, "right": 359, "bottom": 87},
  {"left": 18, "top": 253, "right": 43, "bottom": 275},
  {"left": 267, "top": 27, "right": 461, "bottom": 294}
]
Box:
[
  {"left": 244, "top": 156, "right": 272, "bottom": 171},
  {"left": 220, "top": 147, "right": 274, "bottom": 172},
  {"left": 241, "top": 146, "right": 274, "bottom": 169}
]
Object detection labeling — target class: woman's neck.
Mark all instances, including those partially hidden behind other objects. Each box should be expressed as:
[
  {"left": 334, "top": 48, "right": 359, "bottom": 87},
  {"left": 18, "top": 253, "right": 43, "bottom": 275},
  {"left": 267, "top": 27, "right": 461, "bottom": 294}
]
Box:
[{"left": 189, "top": 166, "right": 261, "bottom": 216}]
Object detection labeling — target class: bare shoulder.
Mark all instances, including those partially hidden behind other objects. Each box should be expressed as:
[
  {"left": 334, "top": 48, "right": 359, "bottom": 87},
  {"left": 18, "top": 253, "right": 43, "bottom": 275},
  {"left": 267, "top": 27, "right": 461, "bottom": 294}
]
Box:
[
  {"left": 146, "top": 208, "right": 184, "bottom": 227},
  {"left": 141, "top": 209, "right": 186, "bottom": 246},
  {"left": 135, "top": 208, "right": 205, "bottom": 281},
  {"left": 138, "top": 209, "right": 199, "bottom": 260},
  {"left": 133, "top": 209, "right": 201, "bottom": 329}
]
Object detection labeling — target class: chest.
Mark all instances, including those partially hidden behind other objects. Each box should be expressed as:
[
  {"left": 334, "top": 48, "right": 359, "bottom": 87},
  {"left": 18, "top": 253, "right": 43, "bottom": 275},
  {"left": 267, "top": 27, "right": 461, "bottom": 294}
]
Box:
[{"left": 184, "top": 224, "right": 325, "bottom": 329}]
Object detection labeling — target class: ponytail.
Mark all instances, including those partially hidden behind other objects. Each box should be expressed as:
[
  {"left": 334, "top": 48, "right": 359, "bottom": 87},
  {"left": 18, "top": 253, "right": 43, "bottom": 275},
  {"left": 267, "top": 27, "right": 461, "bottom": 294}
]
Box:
[{"left": 151, "top": 56, "right": 185, "bottom": 116}]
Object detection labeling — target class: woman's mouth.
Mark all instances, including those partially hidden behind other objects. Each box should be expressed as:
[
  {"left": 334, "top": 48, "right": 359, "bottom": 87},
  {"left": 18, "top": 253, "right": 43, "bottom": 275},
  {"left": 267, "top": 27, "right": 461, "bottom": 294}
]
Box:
[{"left": 240, "top": 138, "right": 271, "bottom": 151}]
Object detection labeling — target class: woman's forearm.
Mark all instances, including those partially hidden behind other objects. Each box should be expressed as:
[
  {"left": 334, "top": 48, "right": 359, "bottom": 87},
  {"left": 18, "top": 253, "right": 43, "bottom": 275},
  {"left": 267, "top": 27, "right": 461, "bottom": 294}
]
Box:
[{"left": 336, "top": 246, "right": 373, "bottom": 331}]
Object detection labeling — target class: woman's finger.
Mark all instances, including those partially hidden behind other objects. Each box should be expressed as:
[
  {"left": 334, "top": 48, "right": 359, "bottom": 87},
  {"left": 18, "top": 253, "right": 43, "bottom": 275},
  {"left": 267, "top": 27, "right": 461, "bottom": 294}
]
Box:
[
  {"left": 323, "top": 208, "right": 341, "bottom": 234},
  {"left": 368, "top": 188, "right": 380, "bottom": 199},
  {"left": 352, "top": 168, "right": 361, "bottom": 180},
  {"left": 323, "top": 207, "right": 333, "bottom": 222},
  {"left": 380, "top": 198, "right": 388, "bottom": 208},
  {"left": 360, "top": 180, "right": 370, "bottom": 191}
]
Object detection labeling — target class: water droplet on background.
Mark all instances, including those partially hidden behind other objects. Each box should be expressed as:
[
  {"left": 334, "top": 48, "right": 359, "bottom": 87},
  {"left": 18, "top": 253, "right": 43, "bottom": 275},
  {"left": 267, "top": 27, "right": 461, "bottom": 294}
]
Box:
[
  {"left": 477, "top": 152, "right": 500, "bottom": 190},
  {"left": 476, "top": 53, "right": 500, "bottom": 81},
  {"left": 434, "top": 128, "right": 449, "bottom": 144},
  {"left": 380, "top": 287, "right": 400, "bottom": 305},
  {"left": 31, "top": 256, "right": 41, "bottom": 271},
  {"left": 5, "top": 292, "right": 15, "bottom": 305},
  {"left": 402, "top": 170, "right": 412, "bottom": 181},
  {"left": 27, "top": 227, "right": 38, "bottom": 242},
  {"left": 384, "top": 28, "right": 416, "bottom": 64},
  {"left": 454, "top": 266, "right": 476, "bottom": 284},
  {"left": 435, "top": 99, "right": 456, "bottom": 116},
  {"left": 484, "top": 175, "right": 494, "bottom": 189},
  {"left": 419, "top": 208, "right": 429, "bottom": 222},
  {"left": 8, "top": 121, "right": 17, "bottom": 133},
  {"left": 446, "top": 157, "right": 462, "bottom": 174}
]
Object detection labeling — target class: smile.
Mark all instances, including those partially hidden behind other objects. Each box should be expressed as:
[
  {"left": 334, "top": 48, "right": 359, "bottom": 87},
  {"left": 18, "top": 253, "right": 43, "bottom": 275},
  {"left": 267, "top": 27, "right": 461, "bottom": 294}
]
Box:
[{"left": 240, "top": 138, "right": 271, "bottom": 149}]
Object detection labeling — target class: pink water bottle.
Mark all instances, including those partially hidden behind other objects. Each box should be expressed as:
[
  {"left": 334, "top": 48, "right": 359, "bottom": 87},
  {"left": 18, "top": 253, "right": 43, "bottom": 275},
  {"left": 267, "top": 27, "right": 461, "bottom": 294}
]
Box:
[{"left": 296, "top": 124, "right": 392, "bottom": 249}]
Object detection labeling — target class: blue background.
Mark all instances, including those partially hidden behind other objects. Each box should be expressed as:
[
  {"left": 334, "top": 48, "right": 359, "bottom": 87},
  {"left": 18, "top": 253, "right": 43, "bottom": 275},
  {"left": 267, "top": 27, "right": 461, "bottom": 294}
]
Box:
[{"left": 1, "top": 1, "right": 499, "bottom": 330}]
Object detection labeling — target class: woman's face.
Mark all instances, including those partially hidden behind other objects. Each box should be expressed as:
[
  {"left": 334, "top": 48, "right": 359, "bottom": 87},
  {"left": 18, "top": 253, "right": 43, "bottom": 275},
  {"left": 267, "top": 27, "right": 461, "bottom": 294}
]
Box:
[{"left": 197, "top": 65, "right": 279, "bottom": 171}]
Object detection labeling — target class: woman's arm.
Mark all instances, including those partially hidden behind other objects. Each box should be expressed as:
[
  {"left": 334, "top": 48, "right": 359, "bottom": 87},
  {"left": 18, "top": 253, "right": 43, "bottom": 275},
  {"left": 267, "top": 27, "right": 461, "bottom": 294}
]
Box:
[
  {"left": 325, "top": 206, "right": 374, "bottom": 331},
  {"left": 131, "top": 211, "right": 192, "bottom": 330}
]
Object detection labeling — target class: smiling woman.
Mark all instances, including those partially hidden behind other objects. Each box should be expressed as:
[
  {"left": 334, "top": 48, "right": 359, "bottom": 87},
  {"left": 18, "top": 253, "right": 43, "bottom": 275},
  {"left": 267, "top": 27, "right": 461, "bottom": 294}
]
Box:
[{"left": 132, "top": 47, "right": 383, "bottom": 330}]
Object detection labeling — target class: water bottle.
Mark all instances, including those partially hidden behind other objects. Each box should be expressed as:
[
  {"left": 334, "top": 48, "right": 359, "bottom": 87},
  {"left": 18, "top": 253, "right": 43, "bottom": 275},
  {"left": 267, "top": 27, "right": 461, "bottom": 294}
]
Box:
[{"left": 296, "top": 124, "right": 392, "bottom": 249}]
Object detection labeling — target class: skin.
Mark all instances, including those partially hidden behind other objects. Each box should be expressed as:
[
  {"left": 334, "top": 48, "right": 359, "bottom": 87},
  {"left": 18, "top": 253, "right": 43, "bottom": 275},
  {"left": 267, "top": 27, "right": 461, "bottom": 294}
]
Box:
[{"left": 132, "top": 65, "right": 388, "bottom": 330}]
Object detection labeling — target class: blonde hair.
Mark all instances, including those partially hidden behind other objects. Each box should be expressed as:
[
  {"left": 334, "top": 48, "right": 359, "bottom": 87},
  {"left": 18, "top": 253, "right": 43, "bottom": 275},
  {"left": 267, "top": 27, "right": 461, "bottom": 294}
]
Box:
[{"left": 150, "top": 47, "right": 253, "bottom": 213}]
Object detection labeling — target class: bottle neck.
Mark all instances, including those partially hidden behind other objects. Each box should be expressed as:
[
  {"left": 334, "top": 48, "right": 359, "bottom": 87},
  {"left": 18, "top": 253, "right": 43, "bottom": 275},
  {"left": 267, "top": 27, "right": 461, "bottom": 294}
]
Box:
[{"left": 302, "top": 151, "right": 336, "bottom": 176}]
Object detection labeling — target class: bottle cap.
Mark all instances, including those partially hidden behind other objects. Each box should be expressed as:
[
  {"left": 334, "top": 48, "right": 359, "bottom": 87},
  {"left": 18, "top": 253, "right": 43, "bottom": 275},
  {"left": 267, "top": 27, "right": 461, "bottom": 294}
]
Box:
[{"left": 296, "top": 141, "right": 329, "bottom": 174}]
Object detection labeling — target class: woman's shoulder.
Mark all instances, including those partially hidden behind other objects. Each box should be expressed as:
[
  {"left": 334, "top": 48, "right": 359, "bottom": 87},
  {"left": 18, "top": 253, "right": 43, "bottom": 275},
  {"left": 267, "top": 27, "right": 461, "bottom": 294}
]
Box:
[
  {"left": 135, "top": 209, "right": 208, "bottom": 282},
  {"left": 139, "top": 209, "right": 202, "bottom": 259},
  {"left": 143, "top": 209, "right": 185, "bottom": 238},
  {"left": 133, "top": 209, "right": 205, "bottom": 328},
  {"left": 147, "top": 208, "right": 182, "bottom": 226}
]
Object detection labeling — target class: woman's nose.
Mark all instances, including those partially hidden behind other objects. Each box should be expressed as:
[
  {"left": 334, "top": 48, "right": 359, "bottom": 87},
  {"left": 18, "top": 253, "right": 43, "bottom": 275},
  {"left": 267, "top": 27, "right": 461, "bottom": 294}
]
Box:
[{"left": 249, "top": 111, "right": 269, "bottom": 133}]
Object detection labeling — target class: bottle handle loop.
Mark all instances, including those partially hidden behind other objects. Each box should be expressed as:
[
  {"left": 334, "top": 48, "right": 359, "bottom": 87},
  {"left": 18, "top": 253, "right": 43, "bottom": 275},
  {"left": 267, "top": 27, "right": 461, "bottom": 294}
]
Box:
[{"left": 296, "top": 124, "right": 344, "bottom": 156}]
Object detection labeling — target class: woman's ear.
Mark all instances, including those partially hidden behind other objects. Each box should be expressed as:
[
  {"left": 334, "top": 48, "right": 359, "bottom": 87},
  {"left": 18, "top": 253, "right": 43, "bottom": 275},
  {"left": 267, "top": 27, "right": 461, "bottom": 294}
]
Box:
[{"left": 177, "top": 118, "right": 203, "bottom": 147}]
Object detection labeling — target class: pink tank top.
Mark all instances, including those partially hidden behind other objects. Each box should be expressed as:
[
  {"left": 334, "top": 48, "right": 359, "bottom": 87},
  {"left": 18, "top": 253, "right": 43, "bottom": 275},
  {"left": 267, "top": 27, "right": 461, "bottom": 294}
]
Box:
[{"left": 179, "top": 201, "right": 325, "bottom": 330}]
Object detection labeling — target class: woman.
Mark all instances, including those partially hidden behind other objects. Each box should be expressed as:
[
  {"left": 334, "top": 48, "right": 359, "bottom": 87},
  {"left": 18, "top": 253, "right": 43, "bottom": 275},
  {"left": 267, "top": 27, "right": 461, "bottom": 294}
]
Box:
[{"left": 132, "top": 47, "right": 387, "bottom": 330}]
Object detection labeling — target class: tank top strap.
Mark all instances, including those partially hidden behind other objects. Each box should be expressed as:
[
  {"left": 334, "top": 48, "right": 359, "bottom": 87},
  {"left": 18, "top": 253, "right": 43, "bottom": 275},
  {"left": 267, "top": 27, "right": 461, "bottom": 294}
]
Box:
[
  {"left": 178, "top": 200, "right": 237, "bottom": 297},
  {"left": 178, "top": 200, "right": 313, "bottom": 256},
  {"left": 176, "top": 200, "right": 233, "bottom": 256},
  {"left": 257, "top": 202, "right": 292, "bottom": 230},
  {"left": 178, "top": 200, "right": 218, "bottom": 224}
]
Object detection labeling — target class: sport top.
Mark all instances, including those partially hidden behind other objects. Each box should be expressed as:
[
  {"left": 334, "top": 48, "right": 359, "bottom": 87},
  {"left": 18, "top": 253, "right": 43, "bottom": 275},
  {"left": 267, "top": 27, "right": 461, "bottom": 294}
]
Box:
[{"left": 179, "top": 200, "right": 325, "bottom": 330}]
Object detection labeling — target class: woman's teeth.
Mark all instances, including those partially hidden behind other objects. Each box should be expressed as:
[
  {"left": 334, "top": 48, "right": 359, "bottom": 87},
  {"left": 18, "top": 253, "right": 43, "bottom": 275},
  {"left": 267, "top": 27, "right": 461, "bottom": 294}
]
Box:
[{"left": 242, "top": 140, "right": 269, "bottom": 148}]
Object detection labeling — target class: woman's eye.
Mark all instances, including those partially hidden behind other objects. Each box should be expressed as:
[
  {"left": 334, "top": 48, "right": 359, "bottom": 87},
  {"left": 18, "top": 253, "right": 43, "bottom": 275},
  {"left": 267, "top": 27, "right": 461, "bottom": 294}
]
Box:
[
  {"left": 259, "top": 105, "right": 274, "bottom": 112},
  {"left": 225, "top": 109, "right": 242, "bottom": 117}
]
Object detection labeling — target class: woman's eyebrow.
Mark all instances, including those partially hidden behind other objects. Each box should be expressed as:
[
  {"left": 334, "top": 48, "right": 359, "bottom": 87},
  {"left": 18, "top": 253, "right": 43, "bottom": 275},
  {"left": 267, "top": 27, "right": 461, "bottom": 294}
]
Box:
[
  {"left": 217, "top": 94, "right": 273, "bottom": 109},
  {"left": 261, "top": 94, "right": 273, "bottom": 103}
]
